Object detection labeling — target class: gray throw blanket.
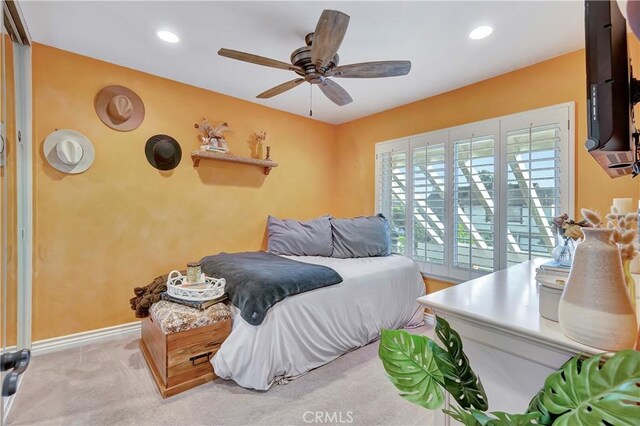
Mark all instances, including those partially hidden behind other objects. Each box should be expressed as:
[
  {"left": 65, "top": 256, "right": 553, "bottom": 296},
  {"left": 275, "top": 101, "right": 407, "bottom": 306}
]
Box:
[{"left": 200, "top": 251, "right": 343, "bottom": 326}]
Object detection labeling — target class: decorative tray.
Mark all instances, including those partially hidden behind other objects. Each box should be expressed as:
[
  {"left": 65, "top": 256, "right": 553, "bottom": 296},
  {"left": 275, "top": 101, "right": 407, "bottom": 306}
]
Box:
[{"left": 166, "top": 270, "right": 226, "bottom": 302}]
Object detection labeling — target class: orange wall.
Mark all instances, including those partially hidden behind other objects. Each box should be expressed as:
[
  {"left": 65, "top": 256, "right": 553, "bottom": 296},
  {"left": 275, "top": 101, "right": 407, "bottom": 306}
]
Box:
[
  {"left": 31, "top": 33, "right": 640, "bottom": 340},
  {"left": 32, "top": 43, "right": 337, "bottom": 340},
  {"left": 423, "top": 276, "right": 454, "bottom": 294},
  {"left": 334, "top": 36, "right": 640, "bottom": 227}
]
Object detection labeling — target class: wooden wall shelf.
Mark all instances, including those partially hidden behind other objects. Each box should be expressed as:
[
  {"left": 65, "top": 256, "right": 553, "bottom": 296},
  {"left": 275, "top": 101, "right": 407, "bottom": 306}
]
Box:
[{"left": 191, "top": 150, "right": 278, "bottom": 175}]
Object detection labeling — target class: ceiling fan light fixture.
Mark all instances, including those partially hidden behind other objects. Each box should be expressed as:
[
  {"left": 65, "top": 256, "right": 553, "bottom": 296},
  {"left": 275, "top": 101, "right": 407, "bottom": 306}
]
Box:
[
  {"left": 157, "top": 30, "right": 180, "bottom": 44},
  {"left": 469, "top": 25, "right": 493, "bottom": 40}
]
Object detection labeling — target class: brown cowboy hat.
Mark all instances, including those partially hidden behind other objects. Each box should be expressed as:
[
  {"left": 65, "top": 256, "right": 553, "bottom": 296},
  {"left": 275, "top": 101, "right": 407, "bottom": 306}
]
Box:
[{"left": 94, "top": 85, "right": 145, "bottom": 131}]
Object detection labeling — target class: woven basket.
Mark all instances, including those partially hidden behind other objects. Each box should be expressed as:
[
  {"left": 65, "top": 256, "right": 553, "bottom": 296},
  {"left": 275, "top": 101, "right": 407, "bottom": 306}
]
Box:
[{"left": 166, "top": 270, "right": 226, "bottom": 302}]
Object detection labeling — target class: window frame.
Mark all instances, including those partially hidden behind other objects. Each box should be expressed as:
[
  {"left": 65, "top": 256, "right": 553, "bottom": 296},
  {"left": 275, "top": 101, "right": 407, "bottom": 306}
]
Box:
[{"left": 374, "top": 102, "right": 575, "bottom": 281}]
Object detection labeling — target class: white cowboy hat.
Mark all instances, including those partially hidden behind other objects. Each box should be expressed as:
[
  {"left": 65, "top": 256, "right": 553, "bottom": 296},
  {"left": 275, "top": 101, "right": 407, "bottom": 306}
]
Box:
[{"left": 43, "top": 129, "right": 95, "bottom": 174}]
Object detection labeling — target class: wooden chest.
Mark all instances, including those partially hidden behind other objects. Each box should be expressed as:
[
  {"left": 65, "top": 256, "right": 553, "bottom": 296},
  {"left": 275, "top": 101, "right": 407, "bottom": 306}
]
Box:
[{"left": 140, "top": 314, "right": 231, "bottom": 398}]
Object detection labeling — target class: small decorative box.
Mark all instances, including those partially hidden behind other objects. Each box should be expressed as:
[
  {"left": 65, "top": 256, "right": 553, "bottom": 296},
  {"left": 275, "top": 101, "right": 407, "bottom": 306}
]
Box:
[
  {"left": 166, "top": 270, "right": 225, "bottom": 302},
  {"left": 539, "top": 280, "right": 564, "bottom": 322}
]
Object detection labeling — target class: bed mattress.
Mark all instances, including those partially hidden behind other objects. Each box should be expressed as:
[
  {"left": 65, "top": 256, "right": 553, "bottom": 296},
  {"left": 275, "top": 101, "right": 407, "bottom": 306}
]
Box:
[{"left": 211, "top": 254, "right": 425, "bottom": 390}]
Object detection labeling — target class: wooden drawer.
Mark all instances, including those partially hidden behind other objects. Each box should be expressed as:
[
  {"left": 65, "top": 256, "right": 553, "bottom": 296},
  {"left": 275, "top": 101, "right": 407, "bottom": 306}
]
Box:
[{"left": 140, "top": 314, "right": 231, "bottom": 398}]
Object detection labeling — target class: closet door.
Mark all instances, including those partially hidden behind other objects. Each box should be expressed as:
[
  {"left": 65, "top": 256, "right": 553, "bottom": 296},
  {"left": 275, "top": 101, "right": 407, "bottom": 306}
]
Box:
[
  {"left": 1, "top": 3, "right": 21, "bottom": 413},
  {"left": 1, "top": 0, "right": 32, "bottom": 413},
  {"left": 1, "top": 0, "right": 20, "bottom": 377}
]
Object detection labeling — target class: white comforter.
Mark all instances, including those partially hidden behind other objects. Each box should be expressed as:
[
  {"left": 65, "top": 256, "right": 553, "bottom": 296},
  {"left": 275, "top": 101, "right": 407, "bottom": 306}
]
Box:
[{"left": 211, "top": 255, "right": 425, "bottom": 390}]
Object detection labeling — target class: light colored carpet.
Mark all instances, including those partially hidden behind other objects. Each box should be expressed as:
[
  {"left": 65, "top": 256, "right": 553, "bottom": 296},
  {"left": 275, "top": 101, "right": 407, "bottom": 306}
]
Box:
[{"left": 7, "top": 325, "right": 435, "bottom": 426}]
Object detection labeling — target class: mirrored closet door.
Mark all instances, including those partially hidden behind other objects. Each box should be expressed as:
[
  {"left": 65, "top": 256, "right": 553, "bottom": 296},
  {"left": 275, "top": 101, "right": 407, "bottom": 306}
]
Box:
[
  {"left": 1, "top": 0, "right": 19, "bottom": 414},
  {"left": 1, "top": 0, "right": 30, "bottom": 421}
]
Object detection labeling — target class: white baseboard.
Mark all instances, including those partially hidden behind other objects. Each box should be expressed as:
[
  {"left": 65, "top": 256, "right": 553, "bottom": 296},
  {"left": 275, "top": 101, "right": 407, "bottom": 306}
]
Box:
[{"left": 31, "top": 321, "right": 141, "bottom": 356}]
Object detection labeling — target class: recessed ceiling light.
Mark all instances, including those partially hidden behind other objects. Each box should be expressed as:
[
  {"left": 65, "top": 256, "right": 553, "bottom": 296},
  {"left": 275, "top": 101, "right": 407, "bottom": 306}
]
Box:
[
  {"left": 469, "top": 26, "right": 493, "bottom": 40},
  {"left": 157, "top": 30, "right": 180, "bottom": 44}
]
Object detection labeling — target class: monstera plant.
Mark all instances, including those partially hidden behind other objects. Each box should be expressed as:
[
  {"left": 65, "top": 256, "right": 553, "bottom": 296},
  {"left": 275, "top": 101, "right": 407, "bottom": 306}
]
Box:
[{"left": 379, "top": 316, "right": 640, "bottom": 425}]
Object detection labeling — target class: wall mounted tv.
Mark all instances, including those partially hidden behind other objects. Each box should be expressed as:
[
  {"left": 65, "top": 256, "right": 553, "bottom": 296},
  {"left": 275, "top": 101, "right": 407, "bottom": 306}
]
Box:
[{"left": 584, "top": 0, "right": 639, "bottom": 178}]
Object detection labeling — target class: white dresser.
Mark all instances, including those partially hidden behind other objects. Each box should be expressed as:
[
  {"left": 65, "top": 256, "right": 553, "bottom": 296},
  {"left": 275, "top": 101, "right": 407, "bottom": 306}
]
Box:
[{"left": 417, "top": 259, "right": 639, "bottom": 425}]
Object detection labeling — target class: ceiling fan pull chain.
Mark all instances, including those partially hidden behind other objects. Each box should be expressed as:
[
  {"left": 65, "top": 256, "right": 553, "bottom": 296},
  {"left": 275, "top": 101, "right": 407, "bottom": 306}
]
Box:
[{"left": 309, "top": 84, "right": 313, "bottom": 117}]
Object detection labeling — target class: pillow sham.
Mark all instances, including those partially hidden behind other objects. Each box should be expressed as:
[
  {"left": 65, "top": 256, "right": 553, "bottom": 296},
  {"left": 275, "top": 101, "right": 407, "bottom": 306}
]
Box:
[
  {"left": 267, "top": 215, "right": 333, "bottom": 257},
  {"left": 330, "top": 214, "right": 391, "bottom": 258}
]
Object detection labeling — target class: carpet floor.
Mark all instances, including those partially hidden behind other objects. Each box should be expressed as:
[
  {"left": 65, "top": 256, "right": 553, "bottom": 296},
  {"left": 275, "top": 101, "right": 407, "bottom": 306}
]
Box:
[{"left": 7, "top": 325, "right": 435, "bottom": 426}]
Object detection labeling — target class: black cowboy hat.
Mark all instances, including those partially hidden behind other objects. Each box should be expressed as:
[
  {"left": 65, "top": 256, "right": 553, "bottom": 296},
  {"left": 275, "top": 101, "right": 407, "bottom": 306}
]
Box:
[{"left": 145, "top": 134, "right": 182, "bottom": 171}]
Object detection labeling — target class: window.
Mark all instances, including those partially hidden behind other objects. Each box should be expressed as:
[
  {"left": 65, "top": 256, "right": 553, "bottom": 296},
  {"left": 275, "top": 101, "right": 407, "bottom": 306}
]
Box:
[
  {"left": 411, "top": 133, "right": 447, "bottom": 276},
  {"left": 451, "top": 125, "right": 497, "bottom": 274},
  {"left": 501, "top": 108, "right": 570, "bottom": 268},
  {"left": 375, "top": 143, "right": 408, "bottom": 255},
  {"left": 375, "top": 103, "right": 573, "bottom": 280}
]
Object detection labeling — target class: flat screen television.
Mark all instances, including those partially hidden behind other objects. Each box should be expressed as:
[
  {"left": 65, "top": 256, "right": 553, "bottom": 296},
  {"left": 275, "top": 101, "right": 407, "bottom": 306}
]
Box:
[{"left": 584, "top": 0, "right": 639, "bottom": 178}]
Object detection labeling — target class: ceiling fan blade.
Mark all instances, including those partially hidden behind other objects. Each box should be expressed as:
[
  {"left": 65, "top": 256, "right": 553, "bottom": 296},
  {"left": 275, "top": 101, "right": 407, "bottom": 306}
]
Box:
[
  {"left": 218, "top": 48, "right": 302, "bottom": 72},
  {"left": 311, "top": 10, "right": 350, "bottom": 70},
  {"left": 257, "top": 78, "right": 305, "bottom": 99},
  {"left": 318, "top": 79, "right": 352, "bottom": 106},
  {"left": 328, "top": 61, "right": 412, "bottom": 78}
]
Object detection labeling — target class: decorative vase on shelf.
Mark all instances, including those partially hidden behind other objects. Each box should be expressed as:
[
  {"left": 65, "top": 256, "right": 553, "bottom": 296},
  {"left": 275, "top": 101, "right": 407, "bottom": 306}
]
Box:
[
  {"left": 552, "top": 233, "right": 576, "bottom": 267},
  {"left": 558, "top": 228, "right": 637, "bottom": 351},
  {"left": 256, "top": 141, "right": 264, "bottom": 160}
]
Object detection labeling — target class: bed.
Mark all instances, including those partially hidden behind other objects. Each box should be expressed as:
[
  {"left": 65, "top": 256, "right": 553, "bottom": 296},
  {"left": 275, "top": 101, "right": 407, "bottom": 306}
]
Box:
[{"left": 211, "top": 254, "right": 425, "bottom": 390}]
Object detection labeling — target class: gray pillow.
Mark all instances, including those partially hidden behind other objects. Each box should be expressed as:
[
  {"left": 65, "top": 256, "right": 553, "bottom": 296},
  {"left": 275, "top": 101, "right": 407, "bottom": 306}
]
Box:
[
  {"left": 267, "top": 215, "right": 333, "bottom": 257},
  {"left": 331, "top": 214, "right": 391, "bottom": 258}
]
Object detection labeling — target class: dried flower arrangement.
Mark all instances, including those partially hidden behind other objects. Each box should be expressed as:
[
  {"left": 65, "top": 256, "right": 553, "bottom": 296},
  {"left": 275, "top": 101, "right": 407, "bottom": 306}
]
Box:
[
  {"left": 552, "top": 213, "right": 590, "bottom": 240},
  {"left": 194, "top": 118, "right": 232, "bottom": 153},
  {"left": 581, "top": 207, "right": 639, "bottom": 309},
  {"left": 248, "top": 131, "right": 267, "bottom": 159},
  {"left": 581, "top": 207, "right": 639, "bottom": 262},
  {"left": 253, "top": 131, "right": 267, "bottom": 144}
]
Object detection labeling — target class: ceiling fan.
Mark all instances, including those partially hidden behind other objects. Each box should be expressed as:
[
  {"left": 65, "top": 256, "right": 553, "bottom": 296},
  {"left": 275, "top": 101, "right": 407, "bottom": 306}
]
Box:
[{"left": 218, "top": 10, "right": 411, "bottom": 107}]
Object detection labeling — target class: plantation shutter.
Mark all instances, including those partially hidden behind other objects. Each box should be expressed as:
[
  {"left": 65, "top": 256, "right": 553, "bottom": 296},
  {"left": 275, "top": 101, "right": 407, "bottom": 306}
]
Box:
[
  {"left": 375, "top": 140, "right": 410, "bottom": 256},
  {"left": 410, "top": 133, "right": 448, "bottom": 276},
  {"left": 500, "top": 107, "right": 571, "bottom": 267},
  {"left": 374, "top": 103, "right": 573, "bottom": 278},
  {"left": 450, "top": 122, "right": 499, "bottom": 279}
]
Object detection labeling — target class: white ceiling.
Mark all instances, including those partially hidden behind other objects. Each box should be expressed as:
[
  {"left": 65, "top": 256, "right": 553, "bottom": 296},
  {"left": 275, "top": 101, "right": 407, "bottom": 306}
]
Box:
[{"left": 20, "top": 1, "right": 585, "bottom": 125}]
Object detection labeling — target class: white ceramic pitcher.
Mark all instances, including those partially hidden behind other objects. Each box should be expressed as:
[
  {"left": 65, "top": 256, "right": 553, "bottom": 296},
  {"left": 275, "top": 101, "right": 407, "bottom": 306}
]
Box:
[{"left": 558, "top": 228, "right": 638, "bottom": 350}]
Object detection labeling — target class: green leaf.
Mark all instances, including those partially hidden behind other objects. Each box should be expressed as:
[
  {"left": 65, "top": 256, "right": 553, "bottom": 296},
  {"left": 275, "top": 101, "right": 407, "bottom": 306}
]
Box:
[
  {"left": 482, "top": 411, "right": 541, "bottom": 426},
  {"left": 469, "top": 409, "right": 495, "bottom": 425},
  {"left": 378, "top": 329, "right": 445, "bottom": 409},
  {"left": 525, "top": 389, "right": 555, "bottom": 425},
  {"left": 444, "top": 405, "right": 541, "bottom": 426},
  {"left": 541, "top": 350, "right": 640, "bottom": 426},
  {"left": 526, "top": 356, "right": 583, "bottom": 425},
  {"left": 434, "top": 316, "right": 488, "bottom": 410},
  {"left": 442, "top": 404, "right": 482, "bottom": 426}
]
